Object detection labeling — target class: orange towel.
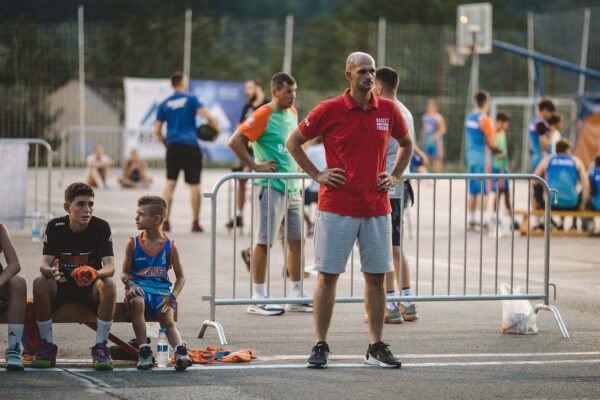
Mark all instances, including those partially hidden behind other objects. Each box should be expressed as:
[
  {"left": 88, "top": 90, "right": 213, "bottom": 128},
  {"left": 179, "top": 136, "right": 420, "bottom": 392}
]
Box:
[
  {"left": 71, "top": 265, "right": 98, "bottom": 287},
  {"left": 218, "top": 349, "right": 257, "bottom": 363},
  {"left": 171, "top": 347, "right": 256, "bottom": 364}
]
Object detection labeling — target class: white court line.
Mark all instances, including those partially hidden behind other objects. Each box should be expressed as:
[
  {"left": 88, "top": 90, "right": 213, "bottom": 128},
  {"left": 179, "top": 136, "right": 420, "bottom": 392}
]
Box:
[
  {"left": 3, "top": 351, "right": 600, "bottom": 365},
  {"left": 258, "top": 351, "right": 600, "bottom": 361},
  {"left": 4, "top": 358, "right": 600, "bottom": 372}
]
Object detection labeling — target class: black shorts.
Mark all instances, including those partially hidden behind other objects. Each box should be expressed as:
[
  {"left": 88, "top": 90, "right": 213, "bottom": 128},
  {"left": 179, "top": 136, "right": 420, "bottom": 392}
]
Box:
[
  {"left": 304, "top": 190, "right": 319, "bottom": 206},
  {"left": 52, "top": 283, "right": 96, "bottom": 312},
  {"left": 166, "top": 143, "right": 203, "bottom": 184},
  {"left": 390, "top": 182, "right": 413, "bottom": 246}
]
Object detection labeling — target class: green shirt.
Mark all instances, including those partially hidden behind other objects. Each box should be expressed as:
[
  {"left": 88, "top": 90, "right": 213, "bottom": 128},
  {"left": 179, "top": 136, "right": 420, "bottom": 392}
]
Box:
[
  {"left": 239, "top": 103, "right": 300, "bottom": 193},
  {"left": 493, "top": 130, "right": 508, "bottom": 170}
]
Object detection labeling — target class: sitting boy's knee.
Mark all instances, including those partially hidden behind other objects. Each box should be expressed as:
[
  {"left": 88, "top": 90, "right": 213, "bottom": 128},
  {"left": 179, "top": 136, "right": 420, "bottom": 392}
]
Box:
[
  {"left": 33, "top": 275, "right": 53, "bottom": 294},
  {"left": 97, "top": 277, "right": 116, "bottom": 295},
  {"left": 9, "top": 275, "right": 27, "bottom": 297},
  {"left": 129, "top": 296, "right": 145, "bottom": 310}
]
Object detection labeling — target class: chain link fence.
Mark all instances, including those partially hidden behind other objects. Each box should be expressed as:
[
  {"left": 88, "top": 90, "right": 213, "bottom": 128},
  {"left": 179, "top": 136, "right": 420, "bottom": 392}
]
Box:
[{"left": 0, "top": 7, "right": 598, "bottom": 169}]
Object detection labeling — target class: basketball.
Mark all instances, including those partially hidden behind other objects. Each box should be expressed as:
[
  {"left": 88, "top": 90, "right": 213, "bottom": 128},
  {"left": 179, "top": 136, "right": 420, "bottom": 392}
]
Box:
[{"left": 196, "top": 123, "right": 218, "bottom": 142}]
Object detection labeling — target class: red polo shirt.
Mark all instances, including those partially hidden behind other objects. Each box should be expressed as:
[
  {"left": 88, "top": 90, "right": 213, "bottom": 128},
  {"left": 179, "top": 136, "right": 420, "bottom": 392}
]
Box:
[{"left": 298, "top": 88, "right": 408, "bottom": 217}]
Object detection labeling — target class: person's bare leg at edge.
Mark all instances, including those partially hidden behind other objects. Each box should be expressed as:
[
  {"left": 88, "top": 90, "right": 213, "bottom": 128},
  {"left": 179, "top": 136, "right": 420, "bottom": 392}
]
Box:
[
  {"left": 190, "top": 183, "right": 203, "bottom": 232},
  {"left": 162, "top": 179, "right": 176, "bottom": 232}
]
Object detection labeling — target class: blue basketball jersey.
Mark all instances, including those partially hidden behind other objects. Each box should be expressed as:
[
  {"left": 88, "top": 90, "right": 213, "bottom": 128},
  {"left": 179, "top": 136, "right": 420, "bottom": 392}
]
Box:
[
  {"left": 590, "top": 168, "right": 600, "bottom": 210},
  {"left": 465, "top": 112, "right": 489, "bottom": 168},
  {"left": 422, "top": 114, "right": 439, "bottom": 143},
  {"left": 546, "top": 154, "right": 579, "bottom": 208},
  {"left": 130, "top": 233, "right": 173, "bottom": 294}
]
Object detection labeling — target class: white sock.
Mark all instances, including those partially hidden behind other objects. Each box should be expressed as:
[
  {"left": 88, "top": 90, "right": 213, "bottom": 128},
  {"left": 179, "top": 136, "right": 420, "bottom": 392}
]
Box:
[
  {"left": 37, "top": 319, "right": 53, "bottom": 343},
  {"left": 96, "top": 319, "right": 113, "bottom": 344},
  {"left": 386, "top": 290, "right": 397, "bottom": 310},
  {"left": 253, "top": 283, "right": 267, "bottom": 299},
  {"left": 469, "top": 211, "right": 477, "bottom": 223},
  {"left": 291, "top": 281, "right": 302, "bottom": 296},
  {"left": 401, "top": 288, "right": 413, "bottom": 307},
  {"left": 8, "top": 324, "right": 24, "bottom": 349}
]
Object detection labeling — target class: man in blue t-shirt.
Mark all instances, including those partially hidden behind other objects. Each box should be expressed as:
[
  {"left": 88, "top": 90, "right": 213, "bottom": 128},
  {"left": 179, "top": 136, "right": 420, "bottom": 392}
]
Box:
[{"left": 155, "top": 72, "right": 220, "bottom": 233}]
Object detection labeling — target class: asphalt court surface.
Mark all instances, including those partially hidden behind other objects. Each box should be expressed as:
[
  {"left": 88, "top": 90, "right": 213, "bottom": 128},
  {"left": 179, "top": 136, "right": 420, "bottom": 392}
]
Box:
[{"left": 1, "top": 168, "right": 599, "bottom": 399}]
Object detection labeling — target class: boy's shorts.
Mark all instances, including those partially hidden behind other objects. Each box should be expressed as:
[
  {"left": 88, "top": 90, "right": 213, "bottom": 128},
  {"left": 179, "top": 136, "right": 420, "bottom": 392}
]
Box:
[
  {"left": 390, "top": 181, "right": 413, "bottom": 247},
  {"left": 313, "top": 210, "right": 392, "bottom": 275},
  {"left": 491, "top": 167, "right": 510, "bottom": 193},
  {"left": 410, "top": 153, "right": 424, "bottom": 172},
  {"left": 52, "top": 283, "right": 97, "bottom": 312},
  {"left": 125, "top": 291, "right": 172, "bottom": 321},
  {"left": 467, "top": 164, "right": 491, "bottom": 195},
  {"left": 424, "top": 140, "right": 444, "bottom": 160}
]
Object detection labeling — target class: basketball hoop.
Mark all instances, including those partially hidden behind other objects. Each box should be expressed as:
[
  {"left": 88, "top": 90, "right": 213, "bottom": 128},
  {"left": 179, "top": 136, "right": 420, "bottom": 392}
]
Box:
[
  {"left": 446, "top": 45, "right": 468, "bottom": 66},
  {"left": 456, "top": 3, "right": 492, "bottom": 55}
]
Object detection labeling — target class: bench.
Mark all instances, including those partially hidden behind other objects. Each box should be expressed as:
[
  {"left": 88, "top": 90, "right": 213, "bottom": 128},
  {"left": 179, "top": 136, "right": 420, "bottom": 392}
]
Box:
[
  {"left": 0, "top": 302, "right": 177, "bottom": 358},
  {"left": 514, "top": 209, "right": 600, "bottom": 237}
]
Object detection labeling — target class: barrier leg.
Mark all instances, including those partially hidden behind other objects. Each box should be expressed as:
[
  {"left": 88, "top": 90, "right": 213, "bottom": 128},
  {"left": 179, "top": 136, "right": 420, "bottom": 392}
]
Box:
[
  {"left": 197, "top": 320, "right": 228, "bottom": 345},
  {"left": 534, "top": 304, "right": 570, "bottom": 339}
]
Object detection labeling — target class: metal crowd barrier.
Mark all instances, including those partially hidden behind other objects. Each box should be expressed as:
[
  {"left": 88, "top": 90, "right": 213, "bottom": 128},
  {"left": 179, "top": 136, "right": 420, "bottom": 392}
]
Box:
[
  {"left": 0, "top": 139, "right": 53, "bottom": 229},
  {"left": 198, "top": 172, "right": 568, "bottom": 345}
]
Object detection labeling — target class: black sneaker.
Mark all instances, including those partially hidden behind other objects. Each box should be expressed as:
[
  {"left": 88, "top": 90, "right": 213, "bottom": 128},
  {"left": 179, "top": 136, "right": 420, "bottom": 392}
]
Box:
[
  {"left": 307, "top": 341, "right": 329, "bottom": 368},
  {"left": 364, "top": 342, "right": 401, "bottom": 368},
  {"left": 226, "top": 216, "right": 244, "bottom": 229}
]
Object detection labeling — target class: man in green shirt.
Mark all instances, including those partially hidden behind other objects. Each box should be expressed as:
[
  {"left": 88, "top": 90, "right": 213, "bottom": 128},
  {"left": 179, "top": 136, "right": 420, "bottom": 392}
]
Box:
[{"left": 228, "top": 72, "right": 310, "bottom": 316}]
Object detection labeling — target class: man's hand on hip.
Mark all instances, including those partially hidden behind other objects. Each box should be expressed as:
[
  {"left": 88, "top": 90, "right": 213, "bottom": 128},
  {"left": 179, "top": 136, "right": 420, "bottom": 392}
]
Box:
[
  {"left": 253, "top": 160, "right": 278, "bottom": 173},
  {"left": 377, "top": 172, "right": 400, "bottom": 192},
  {"left": 315, "top": 168, "right": 346, "bottom": 189}
]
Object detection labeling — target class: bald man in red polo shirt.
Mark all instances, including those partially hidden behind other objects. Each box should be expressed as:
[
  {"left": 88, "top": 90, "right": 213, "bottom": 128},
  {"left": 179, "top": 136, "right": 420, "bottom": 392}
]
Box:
[{"left": 287, "top": 52, "right": 413, "bottom": 369}]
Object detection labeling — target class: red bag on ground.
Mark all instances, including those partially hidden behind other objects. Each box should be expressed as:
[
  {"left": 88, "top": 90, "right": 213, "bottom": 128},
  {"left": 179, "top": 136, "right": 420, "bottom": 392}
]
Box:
[{"left": 22, "top": 299, "right": 41, "bottom": 360}]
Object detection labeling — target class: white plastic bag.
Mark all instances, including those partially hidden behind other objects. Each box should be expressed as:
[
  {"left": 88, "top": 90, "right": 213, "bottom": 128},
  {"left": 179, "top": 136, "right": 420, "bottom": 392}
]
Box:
[{"left": 500, "top": 283, "right": 538, "bottom": 335}]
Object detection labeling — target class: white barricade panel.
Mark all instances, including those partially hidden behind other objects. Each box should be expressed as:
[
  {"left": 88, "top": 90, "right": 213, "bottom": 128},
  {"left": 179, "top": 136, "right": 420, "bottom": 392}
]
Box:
[{"left": 0, "top": 143, "right": 28, "bottom": 229}]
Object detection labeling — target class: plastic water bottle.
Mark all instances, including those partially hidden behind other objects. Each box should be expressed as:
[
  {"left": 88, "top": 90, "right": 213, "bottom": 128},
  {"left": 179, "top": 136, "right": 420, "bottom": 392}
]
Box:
[
  {"left": 31, "top": 212, "right": 41, "bottom": 242},
  {"left": 156, "top": 328, "right": 169, "bottom": 368}
]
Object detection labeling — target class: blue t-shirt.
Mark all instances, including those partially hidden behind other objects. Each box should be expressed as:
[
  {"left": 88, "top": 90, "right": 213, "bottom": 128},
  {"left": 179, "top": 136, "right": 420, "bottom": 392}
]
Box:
[
  {"left": 130, "top": 233, "right": 173, "bottom": 295},
  {"left": 546, "top": 154, "right": 579, "bottom": 209},
  {"left": 156, "top": 92, "right": 203, "bottom": 147},
  {"left": 590, "top": 168, "right": 600, "bottom": 211},
  {"left": 465, "top": 112, "right": 488, "bottom": 168}
]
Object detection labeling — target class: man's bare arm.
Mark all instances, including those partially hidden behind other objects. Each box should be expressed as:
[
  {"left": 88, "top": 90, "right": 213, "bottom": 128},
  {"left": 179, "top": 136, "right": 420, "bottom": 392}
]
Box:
[
  {"left": 228, "top": 131, "right": 277, "bottom": 172},
  {"left": 154, "top": 121, "right": 165, "bottom": 145}
]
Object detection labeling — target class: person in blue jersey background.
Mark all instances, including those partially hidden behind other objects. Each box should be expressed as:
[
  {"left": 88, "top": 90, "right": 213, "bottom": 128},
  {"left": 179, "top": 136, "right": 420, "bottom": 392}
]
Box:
[
  {"left": 420, "top": 99, "right": 446, "bottom": 173},
  {"left": 529, "top": 99, "right": 555, "bottom": 173},
  {"left": 121, "top": 195, "right": 192, "bottom": 371},
  {"left": 155, "top": 72, "right": 220, "bottom": 233},
  {"left": 465, "top": 90, "right": 498, "bottom": 230},
  {"left": 533, "top": 139, "right": 589, "bottom": 230}
]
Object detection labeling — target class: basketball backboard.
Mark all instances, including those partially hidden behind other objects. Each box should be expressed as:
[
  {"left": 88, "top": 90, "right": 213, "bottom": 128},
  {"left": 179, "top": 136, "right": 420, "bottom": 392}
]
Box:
[{"left": 457, "top": 3, "right": 492, "bottom": 54}]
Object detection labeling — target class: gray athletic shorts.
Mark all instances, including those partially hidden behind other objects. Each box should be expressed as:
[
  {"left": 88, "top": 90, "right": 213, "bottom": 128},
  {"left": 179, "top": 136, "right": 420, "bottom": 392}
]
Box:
[
  {"left": 257, "top": 186, "right": 302, "bottom": 245},
  {"left": 313, "top": 210, "right": 393, "bottom": 275}
]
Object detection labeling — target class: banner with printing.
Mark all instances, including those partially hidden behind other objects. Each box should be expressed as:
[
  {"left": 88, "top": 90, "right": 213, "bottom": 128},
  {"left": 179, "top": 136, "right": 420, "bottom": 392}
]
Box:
[{"left": 124, "top": 77, "right": 245, "bottom": 162}]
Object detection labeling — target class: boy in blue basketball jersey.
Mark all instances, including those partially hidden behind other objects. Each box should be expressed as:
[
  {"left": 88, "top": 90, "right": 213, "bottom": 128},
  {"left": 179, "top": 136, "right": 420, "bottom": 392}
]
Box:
[
  {"left": 534, "top": 139, "right": 589, "bottom": 230},
  {"left": 121, "top": 195, "right": 191, "bottom": 370}
]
